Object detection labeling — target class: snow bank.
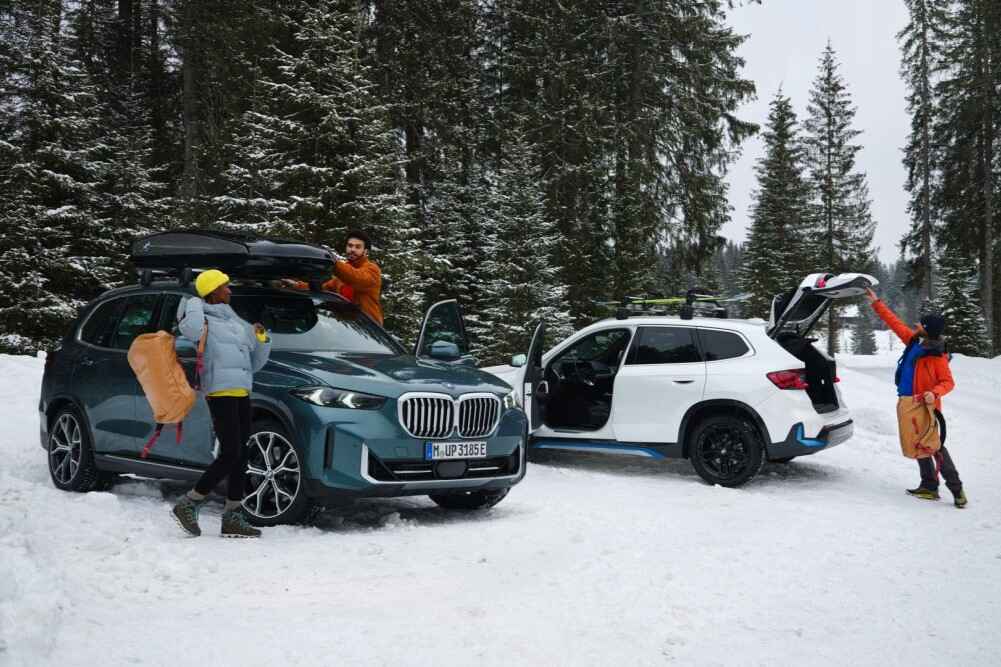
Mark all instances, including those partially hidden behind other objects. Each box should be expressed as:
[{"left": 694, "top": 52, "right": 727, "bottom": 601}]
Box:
[{"left": 1, "top": 353, "right": 1000, "bottom": 666}]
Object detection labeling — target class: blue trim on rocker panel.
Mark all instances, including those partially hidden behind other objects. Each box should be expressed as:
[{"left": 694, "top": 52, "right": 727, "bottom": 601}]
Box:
[
  {"left": 794, "top": 424, "right": 826, "bottom": 448},
  {"left": 532, "top": 439, "right": 667, "bottom": 460}
]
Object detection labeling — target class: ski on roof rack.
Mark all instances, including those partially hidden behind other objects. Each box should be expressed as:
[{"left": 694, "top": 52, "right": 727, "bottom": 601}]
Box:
[
  {"left": 596, "top": 290, "right": 750, "bottom": 320},
  {"left": 130, "top": 230, "right": 335, "bottom": 283}
]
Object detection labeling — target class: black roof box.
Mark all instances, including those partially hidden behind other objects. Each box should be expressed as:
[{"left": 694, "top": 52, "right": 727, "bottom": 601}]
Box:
[{"left": 131, "top": 231, "right": 334, "bottom": 280}]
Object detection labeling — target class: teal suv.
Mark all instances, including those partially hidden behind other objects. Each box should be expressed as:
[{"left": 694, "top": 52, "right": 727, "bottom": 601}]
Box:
[{"left": 39, "top": 234, "right": 534, "bottom": 525}]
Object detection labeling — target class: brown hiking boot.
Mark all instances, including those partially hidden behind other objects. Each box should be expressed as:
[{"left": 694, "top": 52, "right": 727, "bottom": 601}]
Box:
[
  {"left": 906, "top": 487, "right": 940, "bottom": 501},
  {"left": 171, "top": 495, "right": 204, "bottom": 537},
  {"left": 221, "top": 509, "right": 261, "bottom": 538}
]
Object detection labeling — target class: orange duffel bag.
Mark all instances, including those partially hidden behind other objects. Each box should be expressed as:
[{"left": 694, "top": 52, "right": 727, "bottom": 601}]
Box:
[
  {"left": 127, "top": 327, "right": 206, "bottom": 458},
  {"left": 896, "top": 397, "right": 941, "bottom": 459}
]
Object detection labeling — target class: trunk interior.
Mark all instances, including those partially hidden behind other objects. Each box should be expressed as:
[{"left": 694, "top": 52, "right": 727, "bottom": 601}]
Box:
[{"left": 775, "top": 333, "right": 840, "bottom": 414}]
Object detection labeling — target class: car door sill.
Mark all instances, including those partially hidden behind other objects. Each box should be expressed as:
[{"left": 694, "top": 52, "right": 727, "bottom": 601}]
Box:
[
  {"left": 95, "top": 453, "right": 205, "bottom": 482},
  {"left": 531, "top": 437, "right": 682, "bottom": 460}
]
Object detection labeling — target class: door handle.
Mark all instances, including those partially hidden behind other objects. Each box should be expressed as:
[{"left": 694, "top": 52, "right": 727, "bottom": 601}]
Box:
[{"left": 672, "top": 379, "right": 695, "bottom": 384}]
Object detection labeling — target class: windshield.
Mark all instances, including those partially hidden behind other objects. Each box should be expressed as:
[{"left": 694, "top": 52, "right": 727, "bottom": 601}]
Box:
[{"left": 230, "top": 294, "right": 405, "bottom": 355}]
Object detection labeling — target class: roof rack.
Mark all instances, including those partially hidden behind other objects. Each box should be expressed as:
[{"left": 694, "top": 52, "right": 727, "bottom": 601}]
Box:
[{"left": 600, "top": 289, "right": 732, "bottom": 321}]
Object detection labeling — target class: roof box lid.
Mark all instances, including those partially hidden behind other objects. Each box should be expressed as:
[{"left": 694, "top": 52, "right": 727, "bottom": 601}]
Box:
[{"left": 131, "top": 230, "right": 334, "bottom": 280}]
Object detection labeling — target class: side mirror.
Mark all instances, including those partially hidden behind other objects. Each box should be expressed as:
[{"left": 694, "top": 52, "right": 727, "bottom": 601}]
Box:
[
  {"left": 510, "top": 353, "right": 527, "bottom": 367},
  {"left": 429, "top": 340, "right": 461, "bottom": 361}
]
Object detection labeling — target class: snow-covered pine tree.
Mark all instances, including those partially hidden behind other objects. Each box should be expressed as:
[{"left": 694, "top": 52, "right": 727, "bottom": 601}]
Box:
[
  {"left": 852, "top": 307, "right": 878, "bottom": 355},
  {"left": 934, "top": 0, "right": 1000, "bottom": 351},
  {"left": 740, "top": 91, "right": 813, "bottom": 319},
  {"left": 0, "top": 3, "right": 117, "bottom": 353},
  {"left": 803, "top": 43, "right": 877, "bottom": 354},
  {"left": 937, "top": 246, "right": 991, "bottom": 356},
  {"left": 898, "top": 0, "right": 949, "bottom": 302},
  {"left": 215, "top": 0, "right": 421, "bottom": 338},
  {"left": 476, "top": 134, "right": 573, "bottom": 366}
]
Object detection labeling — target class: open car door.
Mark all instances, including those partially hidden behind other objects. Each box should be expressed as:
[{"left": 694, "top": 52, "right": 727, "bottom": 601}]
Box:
[
  {"left": 767, "top": 272, "right": 879, "bottom": 339},
  {"left": 414, "top": 299, "right": 476, "bottom": 366},
  {"left": 521, "top": 321, "right": 546, "bottom": 431}
]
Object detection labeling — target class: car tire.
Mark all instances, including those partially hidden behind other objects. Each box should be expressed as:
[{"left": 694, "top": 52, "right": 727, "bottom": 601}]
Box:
[
  {"left": 428, "top": 487, "right": 510, "bottom": 511},
  {"left": 241, "top": 419, "right": 317, "bottom": 526},
  {"left": 689, "top": 414, "right": 765, "bottom": 488},
  {"left": 47, "top": 406, "right": 104, "bottom": 492}
]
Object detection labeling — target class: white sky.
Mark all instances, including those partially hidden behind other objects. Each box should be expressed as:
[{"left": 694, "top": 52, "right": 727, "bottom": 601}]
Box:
[{"left": 722, "top": 0, "right": 912, "bottom": 265}]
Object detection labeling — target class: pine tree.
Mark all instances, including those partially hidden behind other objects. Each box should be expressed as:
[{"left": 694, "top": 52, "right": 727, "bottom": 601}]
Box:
[
  {"left": 740, "top": 91, "right": 813, "bottom": 319},
  {"left": 0, "top": 3, "right": 118, "bottom": 353},
  {"left": 937, "top": 246, "right": 991, "bottom": 356},
  {"left": 803, "top": 43, "right": 877, "bottom": 354},
  {"left": 852, "top": 307, "right": 878, "bottom": 355},
  {"left": 934, "top": 0, "right": 1000, "bottom": 351},
  {"left": 216, "top": 1, "right": 421, "bottom": 337},
  {"left": 898, "top": 0, "right": 950, "bottom": 302},
  {"left": 476, "top": 134, "right": 573, "bottom": 365}
]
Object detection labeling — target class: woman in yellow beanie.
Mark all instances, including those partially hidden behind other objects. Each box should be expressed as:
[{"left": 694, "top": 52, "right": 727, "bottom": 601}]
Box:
[{"left": 171, "top": 270, "right": 272, "bottom": 537}]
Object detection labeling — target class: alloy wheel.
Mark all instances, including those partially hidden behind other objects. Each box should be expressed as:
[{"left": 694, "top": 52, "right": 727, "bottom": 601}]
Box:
[
  {"left": 243, "top": 431, "right": 302, "bottom": 520},
  {"left": 697, "top": 424, "right": 750, "bottom": 482},
  {"left": 49, "top": 413, "right": 83, "bottom": 486}
]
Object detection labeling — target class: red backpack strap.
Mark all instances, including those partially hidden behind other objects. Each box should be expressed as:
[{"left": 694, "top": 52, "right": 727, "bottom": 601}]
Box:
[
  {"left": 141, "top": 424, "right": 165, "bottom": 459},
  {"left": 175, "top": 421, "right": 184, "bottom": 444}
]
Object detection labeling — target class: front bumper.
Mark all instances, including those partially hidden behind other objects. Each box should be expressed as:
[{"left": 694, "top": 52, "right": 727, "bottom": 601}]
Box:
[
  {"left": 292, "top": 400, "right": 529, "bottom": 503},
  {"left": 768, "top": 419, "right": 854, "bottom": 459}
]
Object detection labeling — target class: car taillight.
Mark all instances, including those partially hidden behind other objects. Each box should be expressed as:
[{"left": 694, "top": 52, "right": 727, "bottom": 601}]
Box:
[{"left": 767, "top": 369, "right": 809, "bottom": 390}]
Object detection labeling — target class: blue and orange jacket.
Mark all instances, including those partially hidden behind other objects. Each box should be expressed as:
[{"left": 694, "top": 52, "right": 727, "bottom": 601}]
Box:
[{"left": 871, "top": 300, "right": 954, "bottom": 412}]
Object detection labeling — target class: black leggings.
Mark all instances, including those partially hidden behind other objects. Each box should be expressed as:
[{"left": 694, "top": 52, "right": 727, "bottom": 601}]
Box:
[
  {"left": 917, "top": 410, "right": 963, "bottom": 494},
  {"left": 194, "top": 396, "right": 251, "bottom": 501}
]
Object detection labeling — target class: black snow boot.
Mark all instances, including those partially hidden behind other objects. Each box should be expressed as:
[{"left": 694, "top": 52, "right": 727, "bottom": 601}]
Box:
[{"left": 221, "top": 509, "right": 261, "bottom": 538}]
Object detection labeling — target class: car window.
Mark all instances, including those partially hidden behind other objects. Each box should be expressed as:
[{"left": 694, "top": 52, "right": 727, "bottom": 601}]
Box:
[
  {"left": 627, "top": 327, "right": 701, "bottom": 365},
  {"left": 79, "top": 298, "right": 126, "bottom": 348},
  {"left": 555, "top": 329, "right": 631, "bottom": 366},
  {"left": 698, "top": 329, "right": 750, "bottom": 361},
  {"left": 160, "top": 293, "right": 184, "bottom": 332},
  {"left": 110, "top": 294, "right": 160, "bottom": 350},
  {"left": 230, "top": 294, "right": 405, "bottom": 355}
]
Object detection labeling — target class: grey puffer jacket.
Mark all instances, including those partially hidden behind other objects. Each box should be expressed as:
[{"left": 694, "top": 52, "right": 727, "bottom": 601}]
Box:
[{"left": 177, "top": 297, "right": 271, "bottom": 395}]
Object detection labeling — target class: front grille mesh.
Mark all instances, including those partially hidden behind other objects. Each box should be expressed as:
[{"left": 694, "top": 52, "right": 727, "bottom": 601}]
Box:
[
  {"left": 398, "top": 393, "right": 502, "bottom": 439},
  {"left": 400, "top": 396, "right": 454, "bottom": 439},
  {"left": 458, "top": 397, "right": 501, "bottom": 438}
]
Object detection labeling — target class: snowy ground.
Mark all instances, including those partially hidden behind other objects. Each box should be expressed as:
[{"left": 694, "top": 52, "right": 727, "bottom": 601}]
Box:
[{"left": 2, "top": 349, "right": 1000, "bottom": 666}]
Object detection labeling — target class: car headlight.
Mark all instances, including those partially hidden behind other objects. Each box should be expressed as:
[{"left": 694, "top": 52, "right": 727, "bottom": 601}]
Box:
[
  {"left": 290, "top": 386, "right": 387, "bottom": 410},
  {"left": 503, "top": 389, "right": 522, "bottom": 410}
]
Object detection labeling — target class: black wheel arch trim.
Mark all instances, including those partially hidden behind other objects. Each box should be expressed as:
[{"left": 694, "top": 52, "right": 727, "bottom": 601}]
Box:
[{"left": 679, "top": 399, "right": 771, "bottom": 458}]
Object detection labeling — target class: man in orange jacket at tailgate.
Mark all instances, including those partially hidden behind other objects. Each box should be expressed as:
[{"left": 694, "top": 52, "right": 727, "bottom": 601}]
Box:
[
  {"left": 281, "top": 229, "right": 384, "bottom": 325},
  {"left": 865, "top": 288, "right": 966, "bottom": 508}
]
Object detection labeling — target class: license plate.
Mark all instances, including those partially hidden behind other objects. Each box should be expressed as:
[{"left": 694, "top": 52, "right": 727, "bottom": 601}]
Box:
[{"left": 425, "top": 441, "right": 488, "bottom": 461}]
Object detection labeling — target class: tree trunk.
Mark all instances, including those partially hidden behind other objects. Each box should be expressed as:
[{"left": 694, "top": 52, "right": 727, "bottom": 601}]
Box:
[
  {"left": 980, "top": 0, "right": 995, "bottom": 350},
  {"left": 180, "top": 4, "right": 200, "bottom": 201}
]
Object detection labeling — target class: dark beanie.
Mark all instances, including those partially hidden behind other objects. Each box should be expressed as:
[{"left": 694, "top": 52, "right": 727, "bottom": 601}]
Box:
[{"left": 920, "top": 313, "right": 946, "bottom": 339}]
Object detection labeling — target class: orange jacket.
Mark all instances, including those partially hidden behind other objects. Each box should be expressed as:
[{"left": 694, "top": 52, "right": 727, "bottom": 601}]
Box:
[
  {"left": 323, "top": 257, "right": 383, "bottom": 325},
  {"left": 871, "top": 300, "right": 954, "bottom": 411}
]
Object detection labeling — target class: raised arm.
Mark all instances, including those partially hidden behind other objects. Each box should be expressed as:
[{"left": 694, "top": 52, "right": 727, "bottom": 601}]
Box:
[
  {"left": 332, "top": 260, "right": 380, "bottom": 289},
  {"left": 866, "top": 288, "right": 915, "bottom": 345}
]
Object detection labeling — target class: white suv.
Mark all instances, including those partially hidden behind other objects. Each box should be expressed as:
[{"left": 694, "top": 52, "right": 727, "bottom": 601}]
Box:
[{"left": 486, "top": 273, "right": 876, "bottom": 487}]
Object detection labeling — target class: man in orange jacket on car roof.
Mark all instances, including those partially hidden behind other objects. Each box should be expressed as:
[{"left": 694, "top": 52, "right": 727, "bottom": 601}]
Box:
[{"left": 282, "top": 229, "right": 384, "bottom": 325}]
